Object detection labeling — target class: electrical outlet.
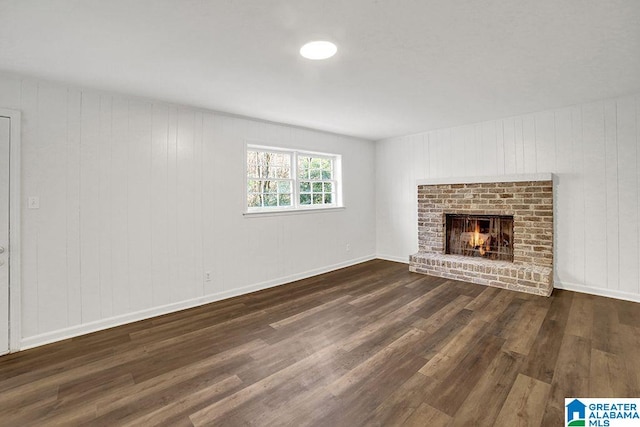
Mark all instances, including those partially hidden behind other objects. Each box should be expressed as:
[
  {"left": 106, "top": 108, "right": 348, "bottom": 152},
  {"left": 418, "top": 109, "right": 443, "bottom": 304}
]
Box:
[
  {"left": 346, "top": 243, "right": 351, "bottom": 252},
  {"left": 204, "top": 271, "right": 212, "bottom": 282},
  {"left": 28, "top": 196, "right": 40, "bottom": 209}
]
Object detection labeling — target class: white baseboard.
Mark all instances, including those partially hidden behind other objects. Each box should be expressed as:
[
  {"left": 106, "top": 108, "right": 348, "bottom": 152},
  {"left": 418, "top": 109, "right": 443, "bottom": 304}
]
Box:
[
  {"left": 376, "top": 253, "right": 409, "bottom": 264},
  {"left": 554, "top": 280, "right": 640, "bottom": 303},
  {"left": 20, "top": 254, "right": 376, "bottom": 351}
]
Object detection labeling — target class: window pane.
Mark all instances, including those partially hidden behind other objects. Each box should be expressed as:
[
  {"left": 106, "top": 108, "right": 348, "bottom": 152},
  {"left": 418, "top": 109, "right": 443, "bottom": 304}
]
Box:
[
  {"left": 247, "top": 180, "right": 260, "bottom": 192},
  {"left": 247, "top": 193, "right": 262, "bottom": 207},
  {"left": 299, "top": 156, "right": 310, "bottom": 168},
  {"left": 247, "top": 151, "right": 258, "bottom": 163},
  {"left": 254, "top": 152, "right": 291, "bottom": 179},
  {"left": 312, "top": 182, "right": 323, "bottom": 192},
  {"left": 310, "top": 169, "right": 321, "bottom": 180},
  {"left": 262, "top": 181, "right": 276, "bottom": 193},
  {"left": 300, "top": 193, "right": 311, "bottom": 205},
  {"left": 300, "top": 181, "right": 311, "bottom": 192},
  {"left": 278, "top": 194, "right": 291, "bottom": 206},
  {"left": 310, "top": 158, "right": 322, "bottom": 169},
  {"left": 324, "top": 193, "right": 332, "bottom": 204},
  {"left": 278, "top": 181, "right": 291, "bottom": 193},
  {"left": 297, "top": 157, "right": 309, "bottom": 179},
  {"left": 321, "top": 170, "right": 332, "bottom": 180},
  {"left": 312, "top": 194, "right": 323, "bottom": 204},
  {"left": 323, "top": 182, "right": 332, "bottom": 192},
  {"left": 264, "top": 194, "right": 278, "bottom": 206}
]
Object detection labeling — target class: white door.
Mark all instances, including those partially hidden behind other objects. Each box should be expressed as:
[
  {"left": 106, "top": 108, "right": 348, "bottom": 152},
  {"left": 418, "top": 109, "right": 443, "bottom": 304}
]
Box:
[{"left": 0, "top": 117, "right": 9, "bottom": 355}]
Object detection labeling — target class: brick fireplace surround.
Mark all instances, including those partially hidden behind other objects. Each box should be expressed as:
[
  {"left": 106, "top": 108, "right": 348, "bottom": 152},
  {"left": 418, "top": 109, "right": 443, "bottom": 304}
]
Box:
[{"left": 409, "top": 174, "right": 554, "bottom": 296}]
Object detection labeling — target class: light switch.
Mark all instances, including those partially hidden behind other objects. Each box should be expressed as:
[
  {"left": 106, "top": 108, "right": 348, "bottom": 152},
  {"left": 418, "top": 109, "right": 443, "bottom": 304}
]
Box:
[{"left": 28, "top": 197, "right": 40, "bottom": 209}]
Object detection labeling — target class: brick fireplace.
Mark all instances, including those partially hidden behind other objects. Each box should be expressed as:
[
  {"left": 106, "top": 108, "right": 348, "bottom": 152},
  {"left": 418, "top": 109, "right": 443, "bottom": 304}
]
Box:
[{"left": 409, "top": 174, "right": 554, "bottom": 296}]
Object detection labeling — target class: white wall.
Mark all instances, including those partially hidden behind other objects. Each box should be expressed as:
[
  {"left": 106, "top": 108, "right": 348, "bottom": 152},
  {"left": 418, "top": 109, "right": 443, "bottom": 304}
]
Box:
[
  {"left": 376, "top": 94, "right": 640, "bottom": 303},
  {"left": 0, "top": 73, "right": 376, "bottom": 349}
]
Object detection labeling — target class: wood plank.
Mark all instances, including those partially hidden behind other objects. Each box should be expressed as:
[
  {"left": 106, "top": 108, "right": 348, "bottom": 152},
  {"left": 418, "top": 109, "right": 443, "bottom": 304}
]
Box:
[
  {"left": 404, "top": 402, "right": 452, "bottom": 427},
  {"left": 425, "top": 333, "right": 506, "bottom": 415},
  {"left": 589, "top": 348, "right": 629, "bottom": 397},
  {"left": 328, "top": 328, "right": 425, "bottom": 396},
  {"left": 541, "top": 333, "right": 591, "bottom": 426},
  {"left": 501, "top": 302, "right": 548, "bottom": 355},
  {"left": 520, "top": 292, "right": 572, "bottom": 384},
  {"left": 453, "top": 350, "right": 524, "bottom": 426},
  {"left": 493, "top": 373, "right": 551, "bottom": 427},
  {"left": 413, "top": 294, "right": 473, "bottom": 334},
  {"left": 565, "top": 292, "right": 594, "bottom": 339}
]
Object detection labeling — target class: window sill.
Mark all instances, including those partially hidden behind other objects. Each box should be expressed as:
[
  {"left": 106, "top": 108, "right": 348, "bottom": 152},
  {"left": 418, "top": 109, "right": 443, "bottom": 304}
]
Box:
[{"left": 243, "top": 206, "right": 345, "bottom": 218}]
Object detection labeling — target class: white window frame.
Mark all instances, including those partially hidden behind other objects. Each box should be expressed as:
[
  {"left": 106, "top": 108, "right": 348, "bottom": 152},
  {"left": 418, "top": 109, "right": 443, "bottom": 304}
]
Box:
[{"left": 245, "top": 143, "right": 343, "bottom": 214}]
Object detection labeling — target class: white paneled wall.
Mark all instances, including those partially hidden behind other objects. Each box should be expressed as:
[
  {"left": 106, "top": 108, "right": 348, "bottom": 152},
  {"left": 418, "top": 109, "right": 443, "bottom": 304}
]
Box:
[
  {"left": 0, "top": 73, "right": 376, "bottom": 348},
  {"left": 376, "top": 94, "right": 640, "bottom": 302}
]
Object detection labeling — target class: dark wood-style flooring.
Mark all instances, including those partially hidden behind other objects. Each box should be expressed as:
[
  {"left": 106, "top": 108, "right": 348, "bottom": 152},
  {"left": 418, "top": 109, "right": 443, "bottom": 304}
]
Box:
[{"left": 1, "top": 260, "right": 639, "bottom": 426}]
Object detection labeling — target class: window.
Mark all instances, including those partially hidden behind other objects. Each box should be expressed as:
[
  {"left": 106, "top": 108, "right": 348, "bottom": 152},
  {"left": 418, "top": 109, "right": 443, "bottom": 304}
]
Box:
[{"left": 246, "top": 144, "right": 341, "bottom": 213}]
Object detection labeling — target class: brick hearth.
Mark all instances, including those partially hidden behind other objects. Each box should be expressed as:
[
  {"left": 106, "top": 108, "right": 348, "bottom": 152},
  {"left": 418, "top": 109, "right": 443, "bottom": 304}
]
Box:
[{"left": 409, "top": 174, "right": 554, "bottom": 296}]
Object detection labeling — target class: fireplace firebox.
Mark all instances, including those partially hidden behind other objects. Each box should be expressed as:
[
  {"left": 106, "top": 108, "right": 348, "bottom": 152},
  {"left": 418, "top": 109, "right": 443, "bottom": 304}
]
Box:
[{"left": 445, "top": 214, "right": 514, "bottom": 262}]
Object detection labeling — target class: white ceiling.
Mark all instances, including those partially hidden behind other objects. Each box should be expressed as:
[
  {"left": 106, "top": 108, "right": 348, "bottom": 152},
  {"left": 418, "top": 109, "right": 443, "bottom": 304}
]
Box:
[{"left": 1, "top": 0, "right": 639, "bottom": 141}]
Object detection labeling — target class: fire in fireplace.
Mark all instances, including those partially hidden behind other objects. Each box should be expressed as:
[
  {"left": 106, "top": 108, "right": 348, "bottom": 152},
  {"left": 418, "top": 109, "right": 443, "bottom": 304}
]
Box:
[{"left": 445, "top": 214, "right": 514, "bottom": 261}]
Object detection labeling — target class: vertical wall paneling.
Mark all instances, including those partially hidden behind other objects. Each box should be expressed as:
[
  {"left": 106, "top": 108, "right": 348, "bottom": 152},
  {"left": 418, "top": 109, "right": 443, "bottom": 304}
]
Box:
[
  {"left": 79, "top": 91, "right": 101, "bottom": 323},
  {"left": 201, "top": 113, "right": 219, "bottom": 296},
  {"left": 637, "top": 95, "right": 640, "bottom": 295},
  {"left": 150, "top": 103, "right": 169, "bottom": 307},
  {"left": 66, "top": 89, "right": 82, "bottom": 326},
  {"left": 36, "top": 83, "right": 69, "bottom": 332},
  {"left": 2, "top": 73, "right": 376, "bottom": 347},
  {"left": 376, "top": 92, "right": 640, "bottom": 302},
  {"left": 553, "top": 107, "right": 575, "bottom": 284},
  {"left": 449, "top": 128, "right": 464, "bottom": 178},
  {"left": 502, "top": 118, "right": 517, "bottom": 175},
  {"left": 522, "top": 115, "right": 537, "bottom": 173},
  {"left": 19, "top": 81, "right": 39, "bottom": 337},
  {"left": 127, "top": 100, "right": 153, "bottom": 312},
  {"left": 604, "top": 100, "right": 620, "bottom": 290},
  {"left": 166, "top": 106, "right": 179, "bottom": 303},
  {"left": 98, "top": 96, "right": 114, "bottom": 318},
  {"left": 176, "top": 109, "right": 198, "bottom": 301},
  {"left": 514, "top": 117, "right": 525, "bottom": 174},
  {"left": 617, "top": 96, "right": 639, "bottom": 295},
  {"left": 496, "top": 120, "right": 505, "bottom": 175},
  {"left": 570, "top": 106, "right": 586, "bottom": 287},
  {"left": 582, "top": 102, "right": 607, "bottom": 289},
  {"left": 463, "top": 125, "right": 477, "bottom": 177},
  {"left": 534, "top": 111, "right": 556, "bottom": 173},
  {"left": 110, "top": 97, "right": 130, "bottom": 316},
  {"left": 194, "top": 112, "right": 204, "bottom": 297},
  {"left": 481, "top": 121, "right": 497, "bottom": 175}
]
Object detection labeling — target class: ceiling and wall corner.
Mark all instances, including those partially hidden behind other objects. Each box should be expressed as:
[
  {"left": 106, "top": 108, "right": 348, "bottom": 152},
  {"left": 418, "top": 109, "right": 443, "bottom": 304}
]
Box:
[{"left": 1, "top": 0, "right": 639, "bottom": 141}]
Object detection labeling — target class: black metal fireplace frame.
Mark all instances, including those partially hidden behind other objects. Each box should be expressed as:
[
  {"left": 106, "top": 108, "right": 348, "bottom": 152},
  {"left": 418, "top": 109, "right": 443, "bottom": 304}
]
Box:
[{"left": 444, "top": 214, "right": 515, "bottom": 262}]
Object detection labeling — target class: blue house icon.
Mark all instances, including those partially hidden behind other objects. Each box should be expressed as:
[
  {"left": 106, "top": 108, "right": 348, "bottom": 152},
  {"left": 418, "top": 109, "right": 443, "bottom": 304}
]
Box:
[{"left": 567, "top": 399, "right": 586, "bottom": 422}]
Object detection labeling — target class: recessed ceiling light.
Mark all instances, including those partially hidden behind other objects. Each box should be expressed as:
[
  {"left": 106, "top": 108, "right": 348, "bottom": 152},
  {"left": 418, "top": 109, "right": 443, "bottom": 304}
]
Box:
[{"left": 300, "top": 41, "right": 337, "bottom": 60}]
